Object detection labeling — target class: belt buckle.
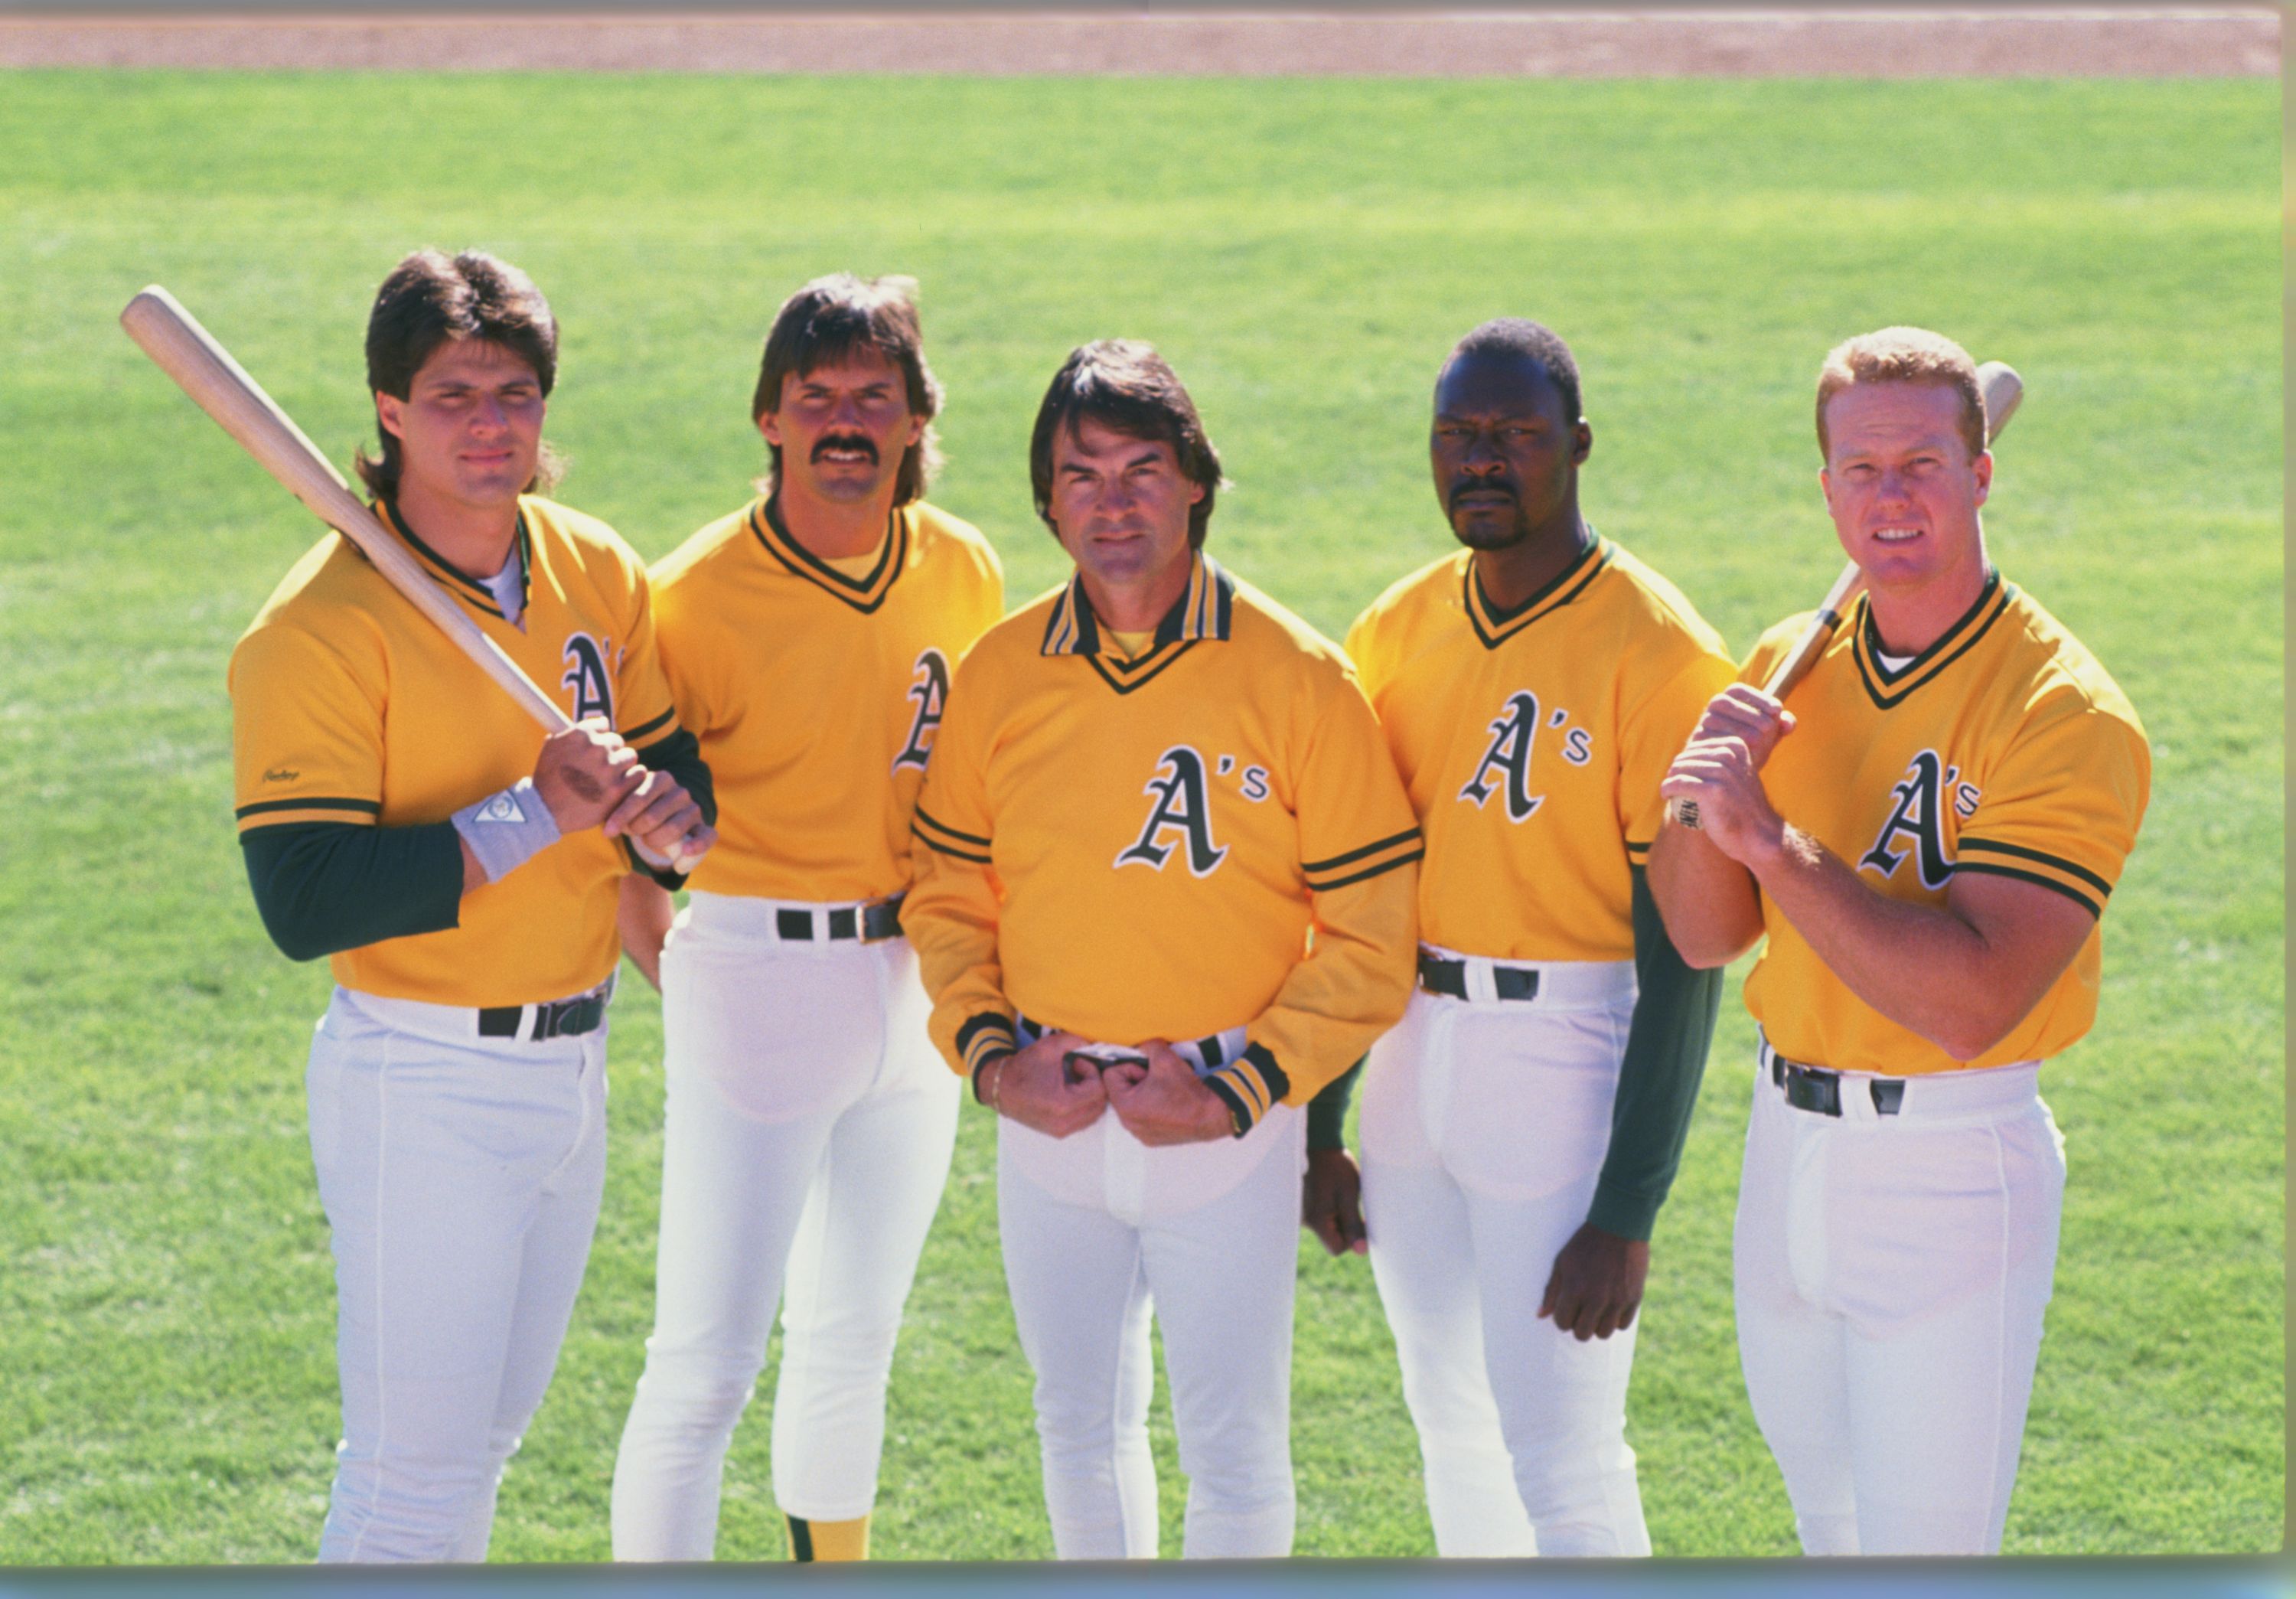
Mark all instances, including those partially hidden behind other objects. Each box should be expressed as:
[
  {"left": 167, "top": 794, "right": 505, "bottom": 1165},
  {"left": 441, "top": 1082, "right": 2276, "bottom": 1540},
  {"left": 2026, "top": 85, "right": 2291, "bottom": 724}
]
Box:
[
  {"left": 1492, "top": 965, "right": 1540, "bottom": 1002},
  {"left": 861, "top": 893, "right": 905, "bottom": 943},
  {"left": 1779, "top": 1059, "right": 1844, "bottom": 1117}
]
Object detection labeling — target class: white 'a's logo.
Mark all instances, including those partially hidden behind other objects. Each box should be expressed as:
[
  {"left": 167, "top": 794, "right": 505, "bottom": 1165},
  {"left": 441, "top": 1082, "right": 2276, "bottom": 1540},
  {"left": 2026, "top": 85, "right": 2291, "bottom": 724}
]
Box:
[
  {"left": 892, "top": 648, "right": 951, "bottom": 775},
  {"left": 1859, "top": 749, "right": 1958, "bottom": 889},
  {"left": 1459, "top": 690, "right": 1565, "bottom": 823},
  {"left": 1114, "top": 746, "right": 1228, "bottom": 877},
  {"left": 561, "top": 633, "right": 615, "bottom": 724}
]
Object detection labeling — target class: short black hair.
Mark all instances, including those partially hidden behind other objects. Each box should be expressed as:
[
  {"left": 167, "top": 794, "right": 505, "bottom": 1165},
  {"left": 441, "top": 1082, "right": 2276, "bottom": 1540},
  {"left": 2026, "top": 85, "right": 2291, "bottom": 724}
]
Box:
[
  {"left": 1440, "top": 318, "right": 1583, "bottom": 427},
  {"left": 1029, "top": 340, "right": 1225, "bottom": 549}
]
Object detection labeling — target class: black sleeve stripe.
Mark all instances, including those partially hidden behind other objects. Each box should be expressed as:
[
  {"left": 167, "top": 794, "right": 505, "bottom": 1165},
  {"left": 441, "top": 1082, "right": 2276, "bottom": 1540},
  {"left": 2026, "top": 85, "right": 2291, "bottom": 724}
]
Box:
[
  {"left": 1242, "top": 1042, "right": 1290, "bottom": 1105},
  {"left": 1624, "top": 837, "right": 1652, "bottom": 857},
  {"left": 1305, "top": 847, "right": 1424, "bottom": 893},
  {"left": 621, "top": 706, "right": 677, "bottom": 743},
  {"left": 236, "top": 796, "right": 382, "bottom": 819},
  {"left": 913, "top": 804, "right": 990, "bottom": 847},
  {"left": 1951, "top": 861, "right": 2102, "bottom": 919},
  {"left": 957, "top": 1012, "right": 1016, "bottom": 1057},
  {"left": 1957, "top": 838, "right": 2114, "bottom": 896},
  {"left": 910, "top": 822, "right": 991, "bottom": 864},
  {"left": 1201, "top": 1072, "right": 1255, "bottom": 1137},
  {"left": 1300, "top": 827, "right": 1422, "bottom": 874}
]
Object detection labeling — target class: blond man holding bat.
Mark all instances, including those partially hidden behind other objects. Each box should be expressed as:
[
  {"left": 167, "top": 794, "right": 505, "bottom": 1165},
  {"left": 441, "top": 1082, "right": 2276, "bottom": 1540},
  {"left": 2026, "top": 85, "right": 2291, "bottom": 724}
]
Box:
[
  {"left": 223, "top": 250, "right": 715, "bottom": 1561},
  {"left": 1648, "top": 328, "right": 2149, "bottom": 1555}
]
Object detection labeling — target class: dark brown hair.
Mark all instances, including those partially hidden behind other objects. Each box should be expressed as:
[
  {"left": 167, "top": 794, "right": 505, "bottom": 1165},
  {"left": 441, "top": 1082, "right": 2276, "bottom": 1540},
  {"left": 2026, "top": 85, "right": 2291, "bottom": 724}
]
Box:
[
  {"left": 354, "top": 249, "right": 563, "bottom": 498},
  {"left": 1029, "top": 341, "right": 1225, "bottom": 548},
  {"left": 752, "top": 273, "right": 944, "bottom": 506}
]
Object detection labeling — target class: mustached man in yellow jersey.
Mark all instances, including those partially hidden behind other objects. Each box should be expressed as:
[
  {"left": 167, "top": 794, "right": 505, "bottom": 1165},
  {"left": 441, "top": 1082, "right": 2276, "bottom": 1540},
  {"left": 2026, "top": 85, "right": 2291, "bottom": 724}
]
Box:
[
  {"left": 608, "top": 276, "right": 1003, "bottom": 1565},
  {"left": 227, "top": 250, "right": 716, "bottom": 1562},
  {"left": 1649, "top": 330, "right": 2149, "bottom": 1556},
  {"left": 904, "top": 342, "right": 1420, "bottom": 1558},
  {"left": 1310, "top": 321, "right": 1734, "bottom": 1557}
]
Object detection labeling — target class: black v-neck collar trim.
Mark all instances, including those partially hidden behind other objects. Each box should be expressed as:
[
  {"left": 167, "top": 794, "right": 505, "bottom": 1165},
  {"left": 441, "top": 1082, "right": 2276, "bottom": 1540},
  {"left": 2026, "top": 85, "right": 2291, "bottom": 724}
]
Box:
[
  {"left": 1463, "top": 537, "right": 1608, "bottom": 650},
  {"left": 377, "top": 498, "right": 528, "bottom": 621},
  {"left": 1039, "top": 555, "right": 1236, "bottom": 697},
  {"left": 748, "top": 497, "right": 907, "bottom": 613},
  {"left": 1852, "top": 569, "right": 2012, "bottom": 710}
]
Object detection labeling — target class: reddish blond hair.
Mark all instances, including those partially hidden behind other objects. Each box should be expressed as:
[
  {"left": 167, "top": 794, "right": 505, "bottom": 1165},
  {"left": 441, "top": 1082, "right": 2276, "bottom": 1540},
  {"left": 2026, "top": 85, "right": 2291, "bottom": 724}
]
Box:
[{"left": 1815, "top": 327, "right": 1986, "bottom": 461}]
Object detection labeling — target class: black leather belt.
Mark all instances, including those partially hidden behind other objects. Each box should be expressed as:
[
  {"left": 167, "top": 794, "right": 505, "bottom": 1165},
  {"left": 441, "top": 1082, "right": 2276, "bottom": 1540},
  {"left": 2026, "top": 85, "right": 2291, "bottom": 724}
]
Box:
[
  {"left": 1771, "top": 1052, "right": 1905, "bottom": 1117},
  {"left": 478, "top": 987, "right": 608, "bottom": 1042},
  {"left": 775, "top": 894, "right": 905, "bottom": 944},
  {"left": 1417, "top": 953, "right": 1540, "bottom": 1003}
]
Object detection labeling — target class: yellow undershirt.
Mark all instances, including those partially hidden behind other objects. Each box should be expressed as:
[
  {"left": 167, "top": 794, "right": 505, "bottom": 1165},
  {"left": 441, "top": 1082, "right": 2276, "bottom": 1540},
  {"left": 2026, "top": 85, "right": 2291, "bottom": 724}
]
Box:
[{"left": 1104, "top": 626, "right": 1155, "bottom": 661}]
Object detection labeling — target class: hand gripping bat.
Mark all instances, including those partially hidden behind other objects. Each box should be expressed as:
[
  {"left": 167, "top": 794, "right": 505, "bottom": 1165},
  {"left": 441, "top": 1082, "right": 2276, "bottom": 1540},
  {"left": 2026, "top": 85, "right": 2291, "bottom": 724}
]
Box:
[
  {"left": 1668, "top": 359, "right": 2024, "bottom": 831},
  {"left": 121, "top": 284, "right": 705, "bottom": 872}
]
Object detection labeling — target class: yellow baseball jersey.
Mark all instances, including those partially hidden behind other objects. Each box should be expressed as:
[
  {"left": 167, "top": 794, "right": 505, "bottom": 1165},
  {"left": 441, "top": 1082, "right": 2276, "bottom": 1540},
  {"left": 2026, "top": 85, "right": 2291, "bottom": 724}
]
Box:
[
  {"left": 1742, "top": 571, "right": 2151, "bottom": 1075},
  {"left": 905, "top": 553, "right": 1422, "bottom": 1131},
  {"left": 649, "top": 496, "right": 1004, "bottom": 902},
  {"left": 229, "top": 496, "right": 686, "bottom": 1006},
  {"left": 1345, "top": 538, "right": 1736, "bottom": 961}
]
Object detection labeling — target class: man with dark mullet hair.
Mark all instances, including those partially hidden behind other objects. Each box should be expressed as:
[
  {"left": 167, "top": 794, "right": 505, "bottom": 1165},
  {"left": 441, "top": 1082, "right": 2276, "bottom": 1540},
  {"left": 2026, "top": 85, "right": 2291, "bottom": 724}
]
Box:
[
  {"left": 904, "top": 340, "right": 1419, "bottom": 1558},
  {"left": 228, "top": 246, "right": 715, "bottom": 1561},
  {"left": 611, "top": 272, "right": 1002, "bottom": 1564}
]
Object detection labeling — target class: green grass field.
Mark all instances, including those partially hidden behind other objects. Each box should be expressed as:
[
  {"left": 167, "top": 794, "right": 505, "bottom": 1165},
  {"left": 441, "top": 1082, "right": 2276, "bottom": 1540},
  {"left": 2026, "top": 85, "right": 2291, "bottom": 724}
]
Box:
[{"left": 0, "top": 72, "right": 2278, "bottom": 1563}]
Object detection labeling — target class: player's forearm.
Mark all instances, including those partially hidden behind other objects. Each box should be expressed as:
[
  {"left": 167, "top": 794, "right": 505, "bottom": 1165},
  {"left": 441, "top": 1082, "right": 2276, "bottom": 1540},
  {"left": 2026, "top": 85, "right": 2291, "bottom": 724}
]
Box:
[
  {"left": 1646, "top": 820, "right": 1765, "bottom": 968},
  {"left": 1306, "top": 1058, "right": 1365, "bottom": 1152},
  {"left": 240, "top": 821, "right": 464, "bottom": 961},
  {"left": 903, "top": 866, "right": 1014, "bottom": 1076},
  {"left": 616, "top": 874, "right": 676, "bottom": 990},
  {"left": 1746, "top": 824, "right": 2019, "bottom": 1061},
  {"left": 1587, "top": 869, "right": 1724, "bottom": 1241}
]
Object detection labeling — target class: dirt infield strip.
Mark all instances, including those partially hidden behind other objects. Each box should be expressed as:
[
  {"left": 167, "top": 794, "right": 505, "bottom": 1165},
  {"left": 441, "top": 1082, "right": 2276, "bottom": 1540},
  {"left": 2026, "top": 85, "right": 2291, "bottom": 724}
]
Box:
[{"left": 0, "top": 8, "right": 2278, "bottom": 75}]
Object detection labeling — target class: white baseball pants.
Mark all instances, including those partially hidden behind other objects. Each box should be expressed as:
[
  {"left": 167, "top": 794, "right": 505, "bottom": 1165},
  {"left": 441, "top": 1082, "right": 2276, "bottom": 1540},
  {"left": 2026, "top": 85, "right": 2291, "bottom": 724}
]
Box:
[
  {"left": 1358, "top": 958, "right": 1650, "bottom": 1558},
  {"left": 611, "top": 893, "right": 958, "bottom": 1560},
  {"left": 1734, "top": 1043, "right": 2065, "bottom": 1556},
  {"left": 995, "top": 1026, "right": 1306, "bottom": 1561},
  {"left": 306, "top": 983, "right": 609, "bottom": 1564}
]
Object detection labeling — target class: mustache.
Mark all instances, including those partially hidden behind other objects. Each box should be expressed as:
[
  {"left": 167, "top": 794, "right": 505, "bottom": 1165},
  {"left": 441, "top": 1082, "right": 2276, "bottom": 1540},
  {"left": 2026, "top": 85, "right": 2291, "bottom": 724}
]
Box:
[
  {"left": 1449, "top": 479, "right": 1518, "bottom": 510},
  {"left": 811, "top": 433, "right": 879, "bottom": 463}
]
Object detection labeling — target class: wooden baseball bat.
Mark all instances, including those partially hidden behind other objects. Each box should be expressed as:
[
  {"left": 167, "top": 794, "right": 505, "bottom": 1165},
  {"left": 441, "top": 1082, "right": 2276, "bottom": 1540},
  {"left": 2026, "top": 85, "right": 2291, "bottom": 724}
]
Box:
[
  {"left": 1670, "top": 359, "right": 2024, "bottom": 831},
  {"left": 122, "top": 283, "right": 701, "bottom": 869}
]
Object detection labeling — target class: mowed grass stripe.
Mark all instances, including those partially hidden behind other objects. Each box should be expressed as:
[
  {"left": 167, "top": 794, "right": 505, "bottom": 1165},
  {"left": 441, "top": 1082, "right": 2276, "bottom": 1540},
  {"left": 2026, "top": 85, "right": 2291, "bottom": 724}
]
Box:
[{"left": 0, "top": 71, "right": 2277, "bottom": 1561}]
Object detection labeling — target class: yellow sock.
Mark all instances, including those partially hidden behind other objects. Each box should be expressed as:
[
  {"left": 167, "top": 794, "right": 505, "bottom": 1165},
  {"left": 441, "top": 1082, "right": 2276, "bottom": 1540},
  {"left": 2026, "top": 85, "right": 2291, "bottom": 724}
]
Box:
[{"left": 787, "top": 1512, "right": 871, "bottom": 1562}]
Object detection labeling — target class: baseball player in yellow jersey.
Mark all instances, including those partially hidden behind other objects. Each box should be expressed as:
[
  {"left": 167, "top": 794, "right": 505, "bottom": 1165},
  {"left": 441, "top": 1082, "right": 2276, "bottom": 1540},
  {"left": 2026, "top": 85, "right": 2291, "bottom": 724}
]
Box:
[
  {"left": 227, "top": 250, "right": 716, "bottom": 1562},
  {"left": 609, "top": 275, "right": 1003, "bottom": 1564},
  {"left": 904, "top": 341, "right": 1420, "bottom": 1559},
  {"left": 1309, "top": 320, "right": 1734, "bottom": 1557},
  {"left": 1649, "top": 328, "right": 2150, "bottom": 1555}
]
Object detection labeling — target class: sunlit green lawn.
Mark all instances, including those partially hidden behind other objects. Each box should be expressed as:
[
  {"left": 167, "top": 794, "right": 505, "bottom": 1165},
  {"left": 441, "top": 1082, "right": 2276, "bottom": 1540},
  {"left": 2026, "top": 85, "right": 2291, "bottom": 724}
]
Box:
[{"left": 0, "top": 72, "right": 2278, "bottom": 1561}]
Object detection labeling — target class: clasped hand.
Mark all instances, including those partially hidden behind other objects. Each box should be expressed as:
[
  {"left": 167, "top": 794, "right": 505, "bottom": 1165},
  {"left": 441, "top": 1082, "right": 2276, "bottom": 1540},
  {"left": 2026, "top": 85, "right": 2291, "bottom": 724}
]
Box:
[{"left": 993, "top": 1033, "right": 1232, "bottom": 1146}]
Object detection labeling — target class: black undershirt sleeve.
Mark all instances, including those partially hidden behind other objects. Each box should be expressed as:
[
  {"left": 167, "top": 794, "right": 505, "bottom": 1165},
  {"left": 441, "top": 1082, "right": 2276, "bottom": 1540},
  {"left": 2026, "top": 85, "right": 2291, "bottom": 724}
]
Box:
[
  {"left": 240, "top": 821, "right": 464, "bottom": 961},
  {"left": 1306, "top": 1057, "right": 1365, "bottom": 1152},
  {"left": 620, "top": 728, "right": 718, "bottom": 889},
  {"left": 1586, "top": 864, "right": 1725, "bottom": 1242}
]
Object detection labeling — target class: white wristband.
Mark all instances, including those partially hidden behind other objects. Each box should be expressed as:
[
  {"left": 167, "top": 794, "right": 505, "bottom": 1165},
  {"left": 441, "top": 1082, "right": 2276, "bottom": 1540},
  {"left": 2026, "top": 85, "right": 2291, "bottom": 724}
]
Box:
[{"left": 452, "top": 778, "right": 563, "bottom": 883}]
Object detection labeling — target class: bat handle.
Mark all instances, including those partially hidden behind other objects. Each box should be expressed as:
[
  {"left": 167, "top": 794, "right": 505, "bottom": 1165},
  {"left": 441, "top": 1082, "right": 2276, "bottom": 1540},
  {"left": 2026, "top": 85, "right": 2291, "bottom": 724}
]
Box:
[{"left": 1668, "top": 796, "right": 1704, "bottom": 831}]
